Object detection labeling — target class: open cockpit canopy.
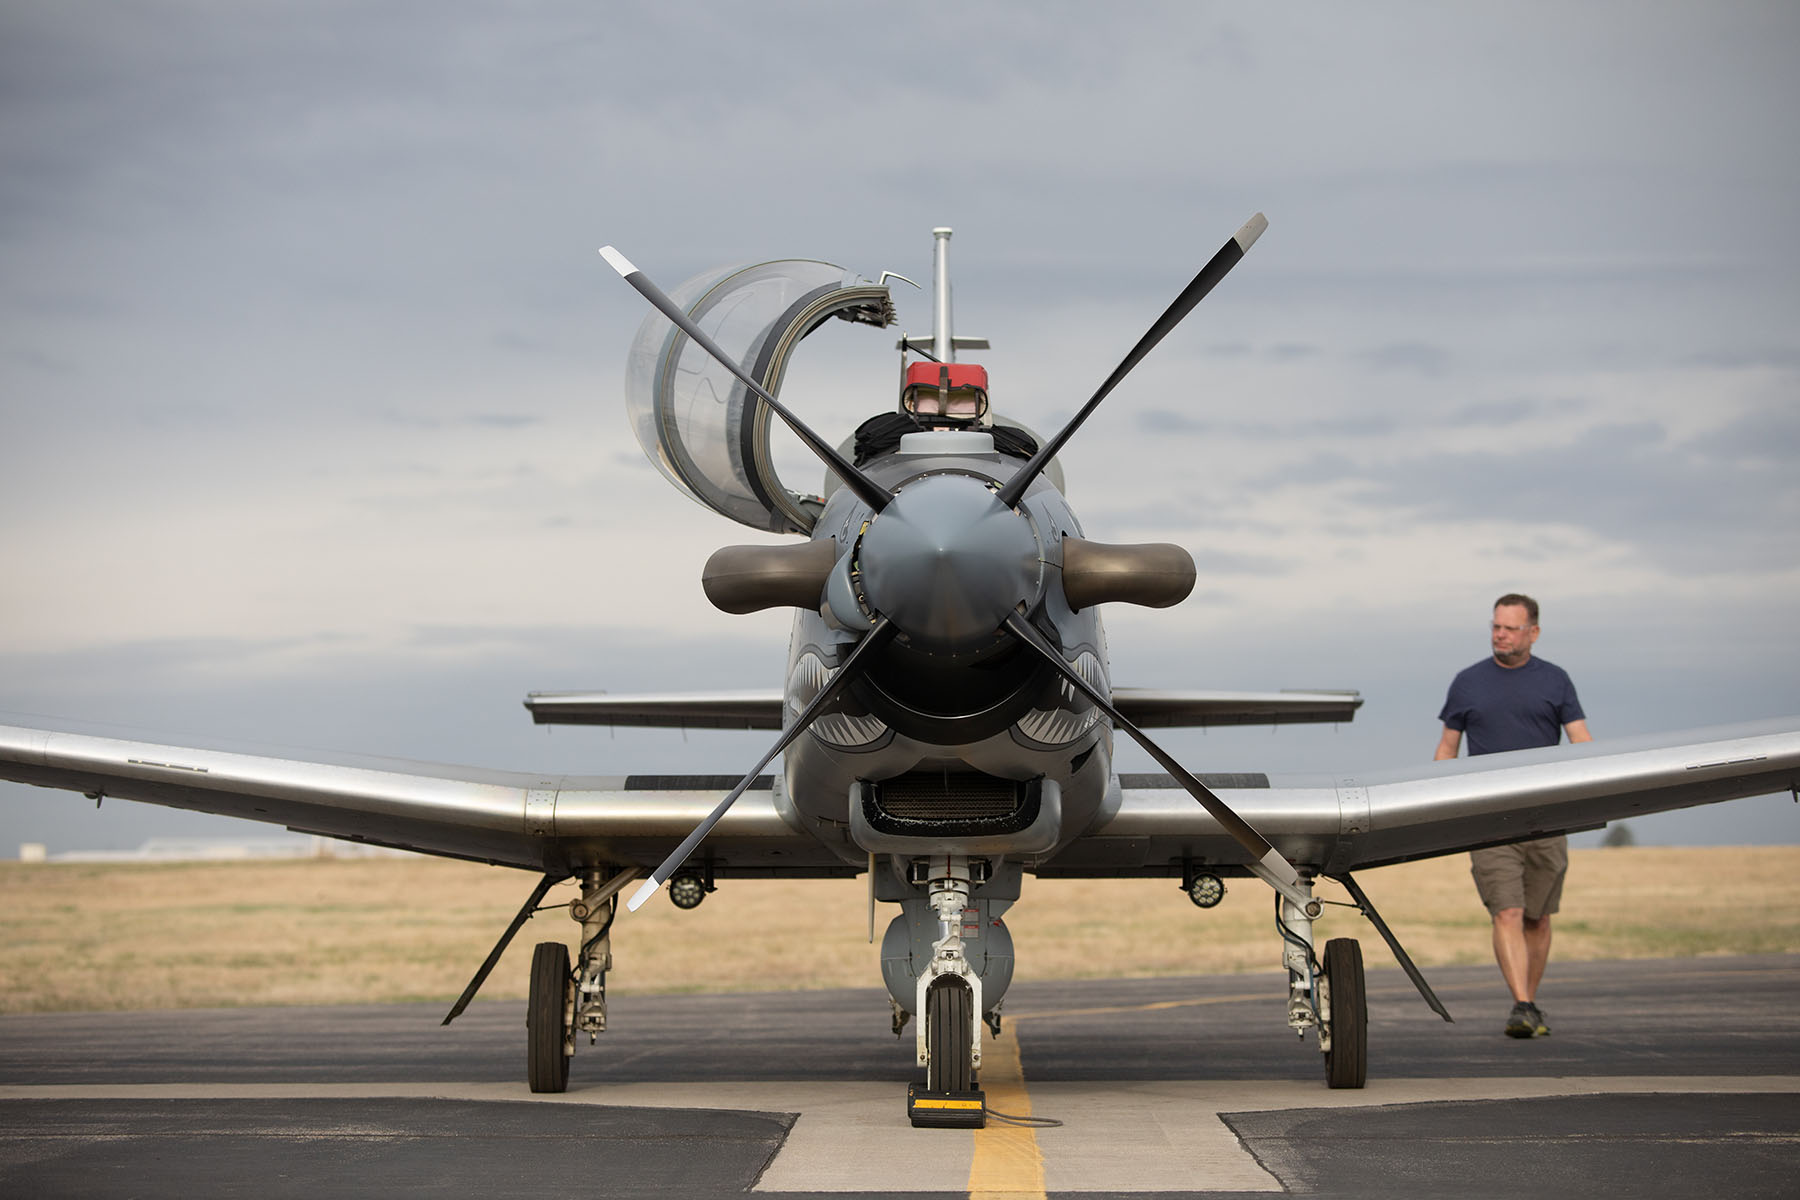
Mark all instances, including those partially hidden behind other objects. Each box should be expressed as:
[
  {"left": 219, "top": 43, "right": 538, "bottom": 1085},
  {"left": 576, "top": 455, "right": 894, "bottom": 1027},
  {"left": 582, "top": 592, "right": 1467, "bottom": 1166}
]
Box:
[{"left": 624, "top": 259, "right": 893, "bottom": 534}]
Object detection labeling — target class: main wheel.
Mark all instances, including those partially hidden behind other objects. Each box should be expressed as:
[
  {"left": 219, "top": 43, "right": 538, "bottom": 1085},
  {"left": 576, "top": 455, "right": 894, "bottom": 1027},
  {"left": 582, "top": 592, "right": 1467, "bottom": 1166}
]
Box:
[
  {"left": 925, "top": 977, "right": 974, "bottom": 1093},
  {"left": 527, "top": 941, "right": 573, "bottom": 1094},
  {"left": 1322, "top": 937, "right": 1367, "bottom": 1089}
]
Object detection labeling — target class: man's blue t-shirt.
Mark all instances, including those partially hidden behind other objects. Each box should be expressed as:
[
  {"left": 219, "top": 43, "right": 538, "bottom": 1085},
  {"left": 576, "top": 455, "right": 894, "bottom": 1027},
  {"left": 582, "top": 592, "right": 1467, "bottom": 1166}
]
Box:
[{"left": 1437, "top": 656, "right": 1585, "bottom": 756}]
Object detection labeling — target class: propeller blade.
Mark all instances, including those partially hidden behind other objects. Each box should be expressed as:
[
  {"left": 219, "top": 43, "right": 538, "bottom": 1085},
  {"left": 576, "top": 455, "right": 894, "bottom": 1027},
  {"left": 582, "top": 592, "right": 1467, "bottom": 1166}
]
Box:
[
  {"left": 1000, "top": 611, "right": 1318, "bottom": 914},
  {"left": 996, "top": 213, "right": 1267, "bottom": 509},
  {"left": 600, "top": 246, "right": 891, "bottom": 514},
  {"left": 625, "top": 618, "right": 899, "bottom": 912}
]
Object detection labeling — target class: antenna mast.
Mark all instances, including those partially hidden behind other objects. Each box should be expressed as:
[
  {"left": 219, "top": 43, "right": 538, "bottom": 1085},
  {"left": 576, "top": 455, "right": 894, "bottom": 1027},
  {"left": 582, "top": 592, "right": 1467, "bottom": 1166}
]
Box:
[{"left": 931, "top": 227, "right": 955, "bottom": 364}]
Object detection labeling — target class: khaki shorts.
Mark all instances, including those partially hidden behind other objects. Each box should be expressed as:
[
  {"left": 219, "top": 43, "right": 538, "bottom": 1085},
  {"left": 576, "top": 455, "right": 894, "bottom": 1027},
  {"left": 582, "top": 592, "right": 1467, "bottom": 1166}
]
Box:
[{"left": 1470, "top": 835, "right": 1568, "bottom": 920}]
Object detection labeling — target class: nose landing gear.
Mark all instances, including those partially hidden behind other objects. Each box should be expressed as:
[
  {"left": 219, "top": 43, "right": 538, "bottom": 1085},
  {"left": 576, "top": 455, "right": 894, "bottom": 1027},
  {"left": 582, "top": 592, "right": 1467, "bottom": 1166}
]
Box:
[{"left": 906, "top": 855, "right": 987, "bottom": 1128}]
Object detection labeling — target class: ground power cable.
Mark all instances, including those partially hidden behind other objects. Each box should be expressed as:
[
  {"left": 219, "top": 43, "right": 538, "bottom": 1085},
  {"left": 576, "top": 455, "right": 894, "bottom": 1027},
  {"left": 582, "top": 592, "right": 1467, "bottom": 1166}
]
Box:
[{"left": 982, "top": 1107, "right": 1063, "bottom": 1128}]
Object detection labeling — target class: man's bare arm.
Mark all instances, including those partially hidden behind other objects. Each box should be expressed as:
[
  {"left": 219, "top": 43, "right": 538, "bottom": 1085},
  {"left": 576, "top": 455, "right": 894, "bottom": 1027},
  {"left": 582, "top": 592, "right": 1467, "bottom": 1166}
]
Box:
[
  {"left": 1565, "top": 718, "right": 1593, "bottom": 744},
  {"left": 1434, "top": 725, "right": 1462, "bottom": 760}
]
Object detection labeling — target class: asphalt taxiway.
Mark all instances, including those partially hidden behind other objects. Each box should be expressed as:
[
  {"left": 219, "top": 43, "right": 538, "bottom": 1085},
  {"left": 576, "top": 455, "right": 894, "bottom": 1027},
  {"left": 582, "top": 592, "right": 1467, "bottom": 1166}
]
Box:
[{"left": 2, "top": 955, "right": 1796, "bottom": 1198}]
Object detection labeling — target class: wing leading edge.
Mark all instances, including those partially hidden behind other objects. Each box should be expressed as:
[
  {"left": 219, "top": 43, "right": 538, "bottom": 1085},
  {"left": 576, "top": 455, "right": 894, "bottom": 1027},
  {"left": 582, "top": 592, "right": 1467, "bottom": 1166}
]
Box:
[
  {"left": 1042, "top": 717, "right": 1800, "bottom": 878},
  {"left": 0, "top": 724, "right": 849, "bottom": 876}
]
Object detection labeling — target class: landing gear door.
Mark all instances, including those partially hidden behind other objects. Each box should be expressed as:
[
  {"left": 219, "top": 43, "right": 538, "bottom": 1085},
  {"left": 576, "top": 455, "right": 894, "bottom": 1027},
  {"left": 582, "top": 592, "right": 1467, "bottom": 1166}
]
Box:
[{"left": 623, "top": 259, "right": 893, "bottom": 535}]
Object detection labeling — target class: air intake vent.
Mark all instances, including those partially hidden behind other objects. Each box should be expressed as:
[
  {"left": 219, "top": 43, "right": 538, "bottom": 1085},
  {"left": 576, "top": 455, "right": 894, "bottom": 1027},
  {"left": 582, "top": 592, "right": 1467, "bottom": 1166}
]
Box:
[{"left": 861, "top": 772, "right": 1039, "bottom": 836}]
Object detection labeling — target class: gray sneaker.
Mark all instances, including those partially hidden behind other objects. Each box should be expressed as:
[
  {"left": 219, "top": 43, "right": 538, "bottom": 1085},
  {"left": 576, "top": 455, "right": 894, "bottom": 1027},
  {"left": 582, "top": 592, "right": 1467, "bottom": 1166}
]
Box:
[
  {"left": 1504, "top": 1001, "right": 1536, "bottom": 1038},
  {"left": 1528, "top": 1003, "right": 1550, "bottom": 1037}
]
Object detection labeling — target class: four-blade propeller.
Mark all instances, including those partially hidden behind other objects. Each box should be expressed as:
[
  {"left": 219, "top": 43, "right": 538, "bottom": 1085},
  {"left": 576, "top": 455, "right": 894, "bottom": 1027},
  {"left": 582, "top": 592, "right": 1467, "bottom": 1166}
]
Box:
[{"left": 602, "top": 216, "right": 1318, "bottom": 917}]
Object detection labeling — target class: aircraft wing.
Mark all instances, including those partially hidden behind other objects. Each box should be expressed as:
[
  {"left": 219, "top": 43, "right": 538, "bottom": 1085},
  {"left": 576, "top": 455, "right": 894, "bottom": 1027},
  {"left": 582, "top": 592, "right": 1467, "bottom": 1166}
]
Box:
[
  {"left": 0, "top": 724, "right": 852, "bottom": 877},
  {"left": 522, "top": 687, "right": 1362, "bottom": 730},
  {"left": 9, "top": 716, "right": 1793, "bottom": 882},
  {"left": 1038, "top": 718, "right": 1800, "bottom": 878}
]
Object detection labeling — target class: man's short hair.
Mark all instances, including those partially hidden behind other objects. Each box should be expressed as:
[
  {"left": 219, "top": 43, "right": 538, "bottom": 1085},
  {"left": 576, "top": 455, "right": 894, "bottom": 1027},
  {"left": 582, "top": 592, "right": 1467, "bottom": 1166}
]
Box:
[{"left": 1494, "top": 593, "right": 1539, "bottom": 625}]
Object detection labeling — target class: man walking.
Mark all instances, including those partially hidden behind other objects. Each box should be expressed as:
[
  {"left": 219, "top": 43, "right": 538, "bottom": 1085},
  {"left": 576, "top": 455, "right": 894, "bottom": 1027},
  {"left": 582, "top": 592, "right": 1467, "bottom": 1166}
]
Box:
[{"left": 1434, "top": 593, "right": 1591, "bottom": 1038}]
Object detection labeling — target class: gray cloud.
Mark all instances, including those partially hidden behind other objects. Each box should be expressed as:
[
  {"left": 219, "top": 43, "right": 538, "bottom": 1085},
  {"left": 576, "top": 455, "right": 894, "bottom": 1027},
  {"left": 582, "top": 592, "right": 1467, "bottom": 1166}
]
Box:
[
  {"left": 469, "top": 413, "right": 543, "bottom": 430},
  {"left": 1685, "top": 347, "right": 1800, "bottom": 370},
  {"left": 1189, "top": 549, "right": 1293, "bottom": 578},
  {"left": 1344, "top": 420, "right": 1798, "bottom": 571},
  {"left": 1268, "top": 342, "right": 1321, "bottom": 363},
  {"left": 1685, "top": 406, "right": 1800, "bottom": 465},
  {"left": 1134, "top": 412, "right": 1396, "bottom": 440},
  {"left": 1137, "top": 410, "right": 1243, "bottom": 437},
  {"left": 1361, "top": 342, "right": 1453, "bottom": 375},
  {"left": 1200, "top": 341, "right": 1319, "bottom": 364},
  {"left": 1445, "top": 399, "right": 1565, "bottom": 428}
]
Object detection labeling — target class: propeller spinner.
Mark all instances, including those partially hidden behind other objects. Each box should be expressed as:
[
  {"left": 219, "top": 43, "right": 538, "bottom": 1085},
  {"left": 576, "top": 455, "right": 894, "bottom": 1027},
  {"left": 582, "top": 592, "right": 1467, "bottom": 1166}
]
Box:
[{"left": 857, "top": 474, "right": 1039, "bottom": 654}]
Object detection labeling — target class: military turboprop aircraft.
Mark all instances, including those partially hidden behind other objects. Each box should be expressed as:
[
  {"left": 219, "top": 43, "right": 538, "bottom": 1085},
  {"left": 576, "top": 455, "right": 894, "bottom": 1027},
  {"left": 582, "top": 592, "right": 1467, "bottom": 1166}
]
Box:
[{"left": 3, "top": 216, "right": 1797, "bottom": 1128}]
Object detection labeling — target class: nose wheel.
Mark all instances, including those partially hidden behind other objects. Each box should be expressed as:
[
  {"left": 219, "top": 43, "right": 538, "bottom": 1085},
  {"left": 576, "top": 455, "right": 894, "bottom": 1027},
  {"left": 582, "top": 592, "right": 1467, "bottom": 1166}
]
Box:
[
  {"left": 925, "top": 976, "right": 974, "bottom": 1093},
  {"left": 909, "top": 976, "right": 985, "bottom": 1128}
]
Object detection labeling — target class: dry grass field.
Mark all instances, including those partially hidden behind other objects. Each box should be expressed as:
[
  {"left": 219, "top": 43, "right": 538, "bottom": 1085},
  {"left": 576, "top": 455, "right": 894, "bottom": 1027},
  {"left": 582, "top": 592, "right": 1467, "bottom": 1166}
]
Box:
[{"left": 2, "top": 847, "right": 1797, "bottom": 1013}]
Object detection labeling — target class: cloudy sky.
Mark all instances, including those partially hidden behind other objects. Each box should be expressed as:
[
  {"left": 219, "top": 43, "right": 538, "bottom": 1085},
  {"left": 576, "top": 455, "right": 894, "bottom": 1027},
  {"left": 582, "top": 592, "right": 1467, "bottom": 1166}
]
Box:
[{"left": 3, "top": 1, "right": 1797, "bottom": 855}]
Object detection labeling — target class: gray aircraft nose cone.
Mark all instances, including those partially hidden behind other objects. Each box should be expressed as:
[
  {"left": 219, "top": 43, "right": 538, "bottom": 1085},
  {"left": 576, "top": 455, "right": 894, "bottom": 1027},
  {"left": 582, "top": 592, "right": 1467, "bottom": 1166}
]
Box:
[{"left": 858, "top": 474, "right": 1041, "bottom": 652}]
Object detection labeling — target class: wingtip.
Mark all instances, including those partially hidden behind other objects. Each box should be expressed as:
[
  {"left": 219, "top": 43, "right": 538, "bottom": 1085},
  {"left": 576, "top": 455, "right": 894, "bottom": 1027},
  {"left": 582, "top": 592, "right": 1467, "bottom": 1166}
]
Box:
[
  {"left": 1235, "top": 213, "right": 1268, "bottom": 252},
  {"left": 598, "top": 245, "right": 637, "bottom": 277}
]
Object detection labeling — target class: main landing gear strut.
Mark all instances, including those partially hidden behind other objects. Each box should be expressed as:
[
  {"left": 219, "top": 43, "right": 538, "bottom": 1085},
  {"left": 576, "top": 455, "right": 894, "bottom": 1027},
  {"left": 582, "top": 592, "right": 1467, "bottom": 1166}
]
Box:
[
  {"left": 527, "top": 866, "right": 633, "bottom": 1093},
  {"left": 1255, "top": 868, "right": 1452, "bottom": 1088},
  {"left": 1275, "top": 877, "right": 1367, "bottom": 1088},
  {"left": 443, "top": 865, "right": 640, "bottom": 1096}
]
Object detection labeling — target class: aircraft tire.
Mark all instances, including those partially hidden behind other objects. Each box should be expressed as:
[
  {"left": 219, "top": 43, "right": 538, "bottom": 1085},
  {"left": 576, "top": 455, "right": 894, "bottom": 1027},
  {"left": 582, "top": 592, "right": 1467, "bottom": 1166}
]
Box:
[
  {"left": 925, "top": 977, "right": 974, "bottom": 1093},
  {"left": 527, "top": 941, "right": 573, "bottom": 1094},
  {"left": 1322, "top": 937, "right": 1367, "bottom": 1089}
]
